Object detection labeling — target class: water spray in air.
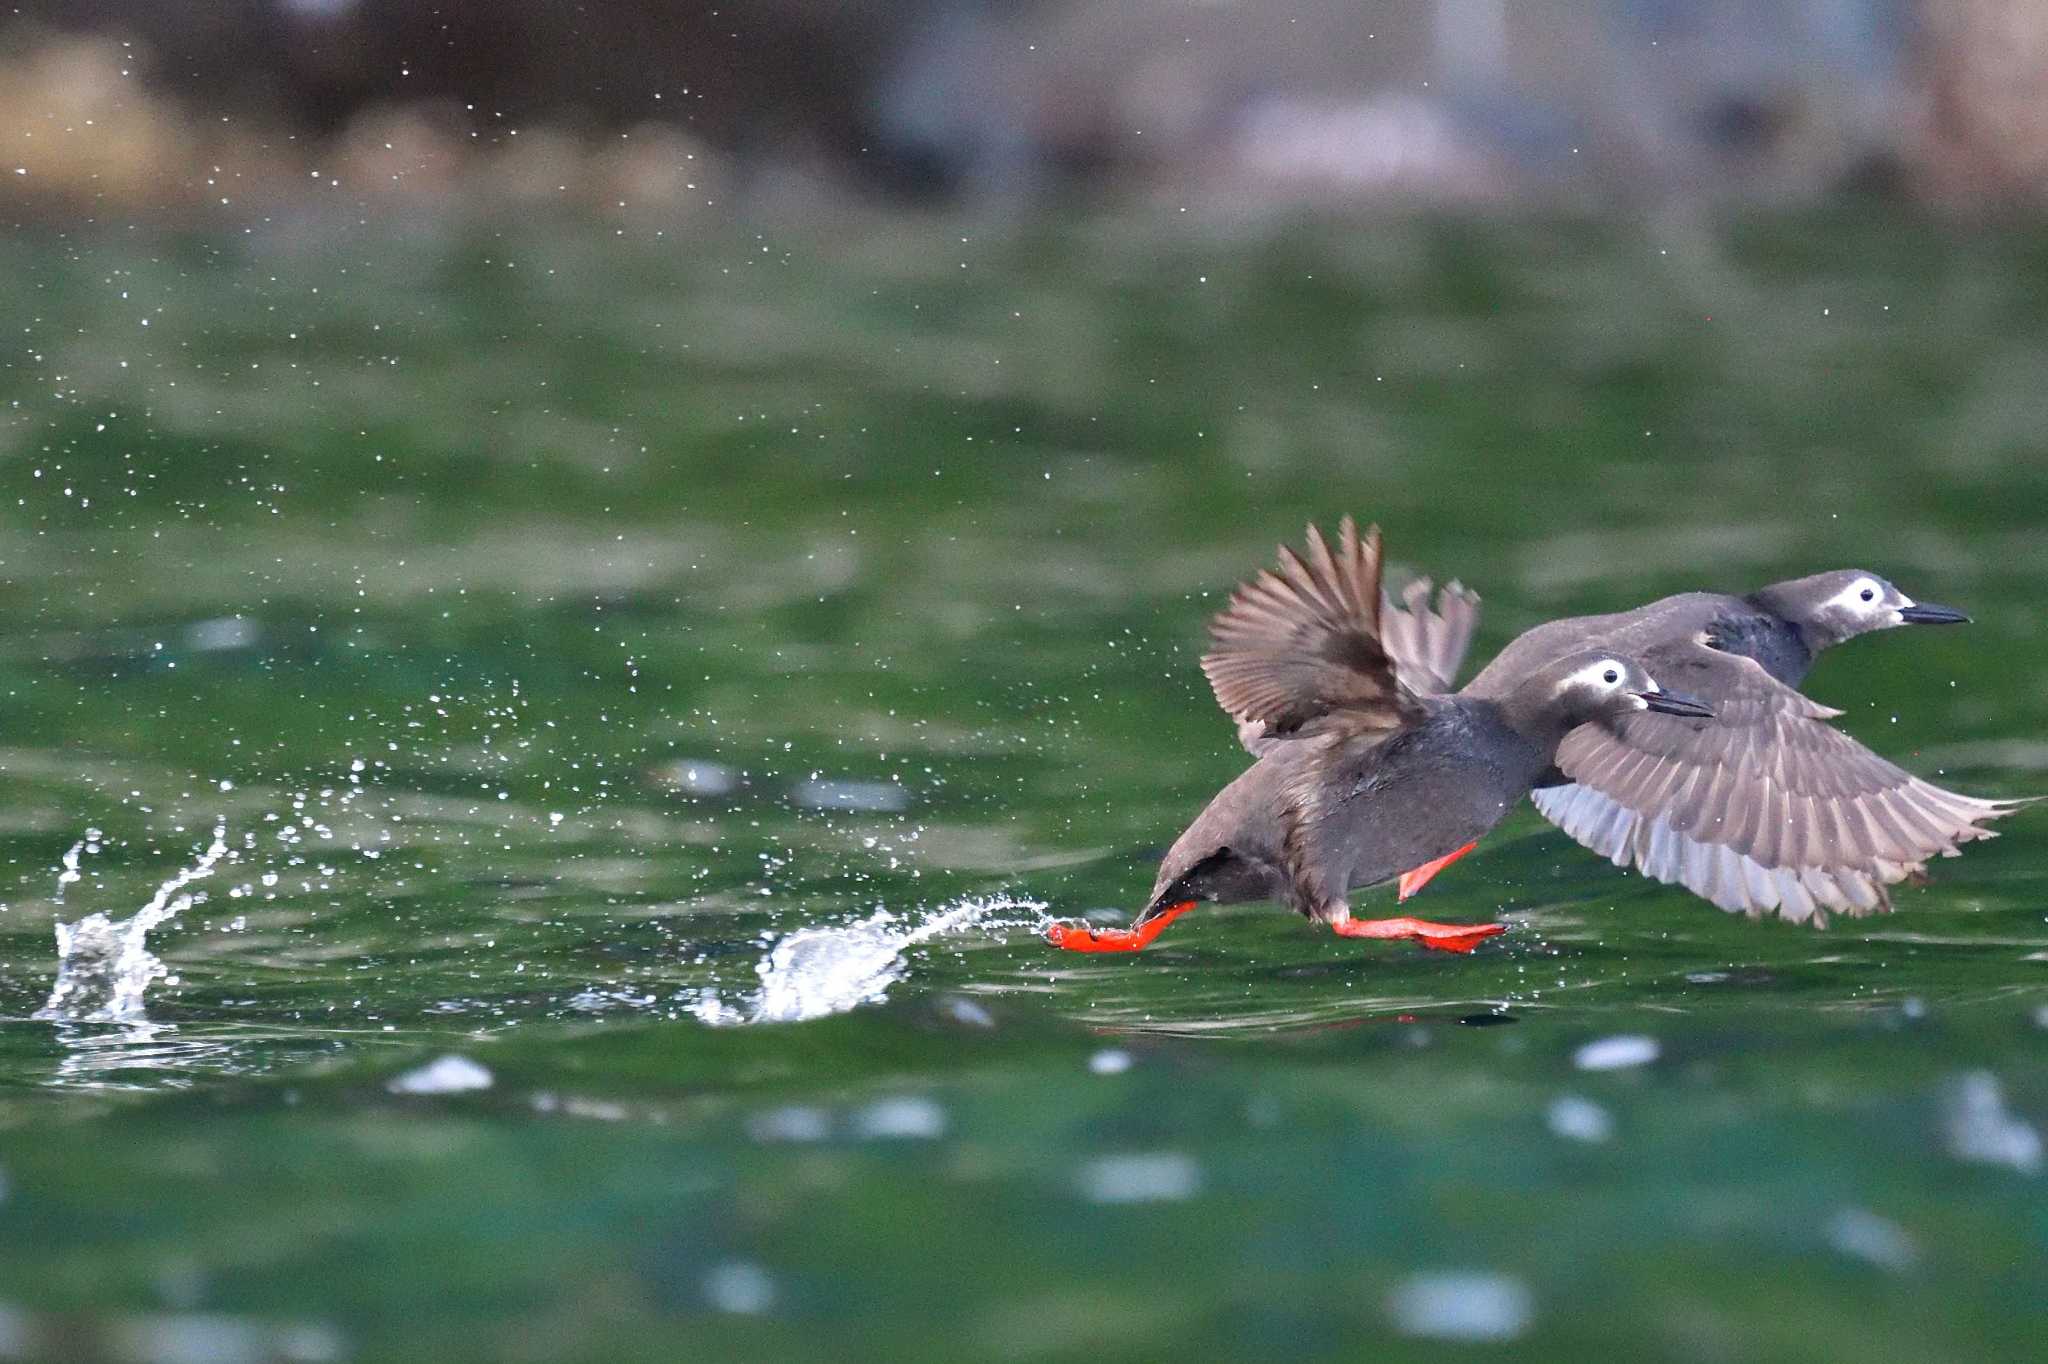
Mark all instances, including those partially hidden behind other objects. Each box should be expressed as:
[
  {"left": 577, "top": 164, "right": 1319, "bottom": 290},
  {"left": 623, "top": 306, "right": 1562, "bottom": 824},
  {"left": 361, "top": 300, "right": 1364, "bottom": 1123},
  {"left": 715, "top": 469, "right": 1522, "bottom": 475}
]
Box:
[
  {"left": 37, "top": 824, "right": 231, "bottom": 1024},
  {"left": 691, "top": 895, "right": 1044, "bottom": 1026}
]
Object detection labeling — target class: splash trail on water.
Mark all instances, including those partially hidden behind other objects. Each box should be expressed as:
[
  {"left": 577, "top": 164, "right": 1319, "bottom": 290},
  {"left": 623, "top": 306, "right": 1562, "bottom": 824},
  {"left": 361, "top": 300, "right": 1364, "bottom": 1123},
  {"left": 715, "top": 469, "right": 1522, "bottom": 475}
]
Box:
[
  {"left": 37, "top": 825, "right": 231, "bottom": 1024},
  {"left": 693, "top": 896, "right": 1045, "bottom": 1026}
]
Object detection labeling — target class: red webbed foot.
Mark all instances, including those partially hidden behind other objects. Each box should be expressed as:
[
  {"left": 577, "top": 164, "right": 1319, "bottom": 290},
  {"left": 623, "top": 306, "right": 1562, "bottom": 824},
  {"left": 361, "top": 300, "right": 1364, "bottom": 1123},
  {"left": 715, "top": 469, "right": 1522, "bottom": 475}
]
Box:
[
  {"left": 1046, "top": 901, "right": 1194, "bottom": 954},
  {"left": 1396, "top": 840, "right": 1478, "bottom": 902},
  {"left": 1331, "top": 914, "right": 1506, "bottom": 954}
]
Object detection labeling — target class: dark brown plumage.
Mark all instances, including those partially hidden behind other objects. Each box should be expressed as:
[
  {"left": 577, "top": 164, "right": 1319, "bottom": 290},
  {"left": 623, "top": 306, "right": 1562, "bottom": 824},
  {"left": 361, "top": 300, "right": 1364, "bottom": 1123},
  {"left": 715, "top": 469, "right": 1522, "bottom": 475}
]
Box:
[
  {"left": 1048, "top": 520, "right": 1706, "bottom": 953},
  {"left": 1206, "top": 546, "right": 2028, "bottom": 927}
]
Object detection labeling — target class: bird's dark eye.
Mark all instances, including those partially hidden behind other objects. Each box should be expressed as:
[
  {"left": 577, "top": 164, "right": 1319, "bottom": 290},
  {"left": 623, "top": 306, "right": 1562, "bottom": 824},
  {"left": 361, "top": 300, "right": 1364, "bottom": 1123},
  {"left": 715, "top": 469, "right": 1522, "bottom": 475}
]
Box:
[
  {"left": 1859, "top": 588, "right": 1875, "bottom": 602},
  {"left": 1602, "top": 669, "right": 1619, "bottom": 684}
]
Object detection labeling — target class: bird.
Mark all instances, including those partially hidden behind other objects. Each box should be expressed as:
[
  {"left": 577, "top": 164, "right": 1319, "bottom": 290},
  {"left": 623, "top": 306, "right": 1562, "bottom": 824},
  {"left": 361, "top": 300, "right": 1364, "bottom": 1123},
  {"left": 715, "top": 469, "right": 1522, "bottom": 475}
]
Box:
[
  {"left": 1458, "top": 567, "right": 2031, "bottom": 923},
  {"left": 1045, "top": 518, "right": 1711, "bottom": 953},
  {"left": 1219, "top": 545, "right": 2026, "bottom": 924}
]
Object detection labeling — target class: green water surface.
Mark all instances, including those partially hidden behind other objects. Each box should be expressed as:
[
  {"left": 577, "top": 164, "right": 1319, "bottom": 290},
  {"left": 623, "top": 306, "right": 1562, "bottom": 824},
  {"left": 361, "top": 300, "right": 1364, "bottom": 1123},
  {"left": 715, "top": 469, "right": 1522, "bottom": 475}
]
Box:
[{"left": 0, "top": 204, "right": 2042, "bottom": 1361}]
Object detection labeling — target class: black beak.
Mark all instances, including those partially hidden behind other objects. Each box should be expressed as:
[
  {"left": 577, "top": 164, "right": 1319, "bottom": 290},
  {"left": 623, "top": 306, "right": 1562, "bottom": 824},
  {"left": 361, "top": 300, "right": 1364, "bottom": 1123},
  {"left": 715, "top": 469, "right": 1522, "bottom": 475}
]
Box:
[
  {"left": 1898, "top": 602, "right": 1970, "bottom": 625},
  {"left": 1637, "top": 688, "right": 1714, "bottom": 719}
]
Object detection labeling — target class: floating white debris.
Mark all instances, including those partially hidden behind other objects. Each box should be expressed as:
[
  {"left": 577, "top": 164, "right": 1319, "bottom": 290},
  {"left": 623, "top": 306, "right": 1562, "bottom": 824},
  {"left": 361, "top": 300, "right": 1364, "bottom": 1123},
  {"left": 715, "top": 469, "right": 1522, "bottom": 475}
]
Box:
[
  {"left": 852, "top": 1095, "right": 947, "bottom": 1141},
  {"left": 1546, "top": 1094, "right": 1614, "bottom": 1144},
  {"left": 1088, "top": 1048, "right": 1133, "bottom": 1076},
  {"left": 387, "top": 1054, "right": 493, "bottom": 1096},
  {"left": 702, "top": 1261, "right": 777, "bottom": 1315},
  {"left": 1387, "top": 1271, "right": 1535, "bottom": 1342},
  {"left": 694, "top": 896, "right": 1043, "bottom": 1027},
  {"left": 1077, "top": 1152, "right": 1202, "bottom": 1205},
  {"left": 789, "top": 778, "right": 909, "bottom": 813},
  {"left": 1573, "top": 1035, "right": 1660, "bottom": 1072},
  {"left": 1825, "top": 1207, "right": 1921, "bottom": 1273},
  {"left": 1942, "top": 1071, "right": 2043, "bottom": 1175},
  {"left": 37, "top": 826, "right": 229, "bottom": 1024},
  {"left": 747, "top": 1104, "right": 831, "bottom": 1144}
]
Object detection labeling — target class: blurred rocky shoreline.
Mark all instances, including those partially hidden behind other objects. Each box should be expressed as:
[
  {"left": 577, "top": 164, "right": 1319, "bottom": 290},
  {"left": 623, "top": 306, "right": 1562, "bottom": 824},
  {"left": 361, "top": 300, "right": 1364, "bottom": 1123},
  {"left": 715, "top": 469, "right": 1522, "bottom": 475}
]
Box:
[{"left": 5, "top": 0, "right": 2048, "bottom": 222}]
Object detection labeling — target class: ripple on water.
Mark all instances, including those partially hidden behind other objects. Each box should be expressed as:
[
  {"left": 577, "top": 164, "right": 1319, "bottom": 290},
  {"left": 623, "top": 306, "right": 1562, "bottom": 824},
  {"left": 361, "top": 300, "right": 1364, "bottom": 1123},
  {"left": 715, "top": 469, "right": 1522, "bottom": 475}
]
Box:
[
  {"left": 650, "top": 759, "right": 739, "bottom": 798},
  {"left": 1088, "top": 1048, "right": 1133, "bottom": 1075},
  {"left": 702, "top": 1261, "right": 777, "bottom": 1316},
  {"left": 1572, "top": 1035, "right": 1660, "bottom": 1072},
  {"left": 1546, "top": 1094, "right": 1614, "bottom": 1144},
  {"left": 852, "top": 1095, "right": 948, "bottom": 1141},
  {"left": 1076, "top": 1153, "right": 1202, "bottom": 1205},
  {"left": 1825, "top": 1208, "right": 1921, "bottom": 1273},
  {"left": 788, "top": 778, "right": 910, "bottom": 813},
  {"left": 748, "top": 1104, "right": 833, "bottom": 1144},
  {"left": 1387, "top": 1271, "right": 1535, "bottom": 1343},
  {"left": 1941, "top": 1071, "right": 2043, "bottom": 1175},
  {"left": 0, "top": 1303, "right": 343, "bottom": 1362}
]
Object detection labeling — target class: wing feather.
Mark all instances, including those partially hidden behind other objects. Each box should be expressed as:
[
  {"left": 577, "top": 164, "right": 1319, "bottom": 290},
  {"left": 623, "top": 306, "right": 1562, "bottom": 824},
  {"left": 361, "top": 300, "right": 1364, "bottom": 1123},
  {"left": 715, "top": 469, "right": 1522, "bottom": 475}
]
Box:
[
  {"left": 1201, "top": 518, "right": 1422, "bottom": 737},
  {"left": 1226, "top": 540, "right": 1475, "bottom": 755},
  {"left": 1376, "top": 577, "right": 1483, "bottom": 694},
  {"left": 1536, "top": 641, "right": 2030, "bottom": 923}
]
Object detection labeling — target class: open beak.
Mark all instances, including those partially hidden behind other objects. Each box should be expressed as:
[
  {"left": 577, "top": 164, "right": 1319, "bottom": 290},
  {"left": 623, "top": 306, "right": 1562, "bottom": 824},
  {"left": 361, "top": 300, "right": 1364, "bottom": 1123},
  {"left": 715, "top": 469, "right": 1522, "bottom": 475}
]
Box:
[
  {"left": 1637, "top": 688, "right": 1714, "bottom": 719},
  {"left": 1898, "top": 602, "right": 1970, "bottom": 625}
]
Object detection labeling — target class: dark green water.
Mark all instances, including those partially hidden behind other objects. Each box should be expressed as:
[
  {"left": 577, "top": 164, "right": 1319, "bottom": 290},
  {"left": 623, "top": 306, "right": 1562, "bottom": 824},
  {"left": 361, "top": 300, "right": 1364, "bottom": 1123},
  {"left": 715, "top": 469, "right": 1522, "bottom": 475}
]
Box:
[{"left": 0, "top": 205, "right": 2043, "bottom": 1361}]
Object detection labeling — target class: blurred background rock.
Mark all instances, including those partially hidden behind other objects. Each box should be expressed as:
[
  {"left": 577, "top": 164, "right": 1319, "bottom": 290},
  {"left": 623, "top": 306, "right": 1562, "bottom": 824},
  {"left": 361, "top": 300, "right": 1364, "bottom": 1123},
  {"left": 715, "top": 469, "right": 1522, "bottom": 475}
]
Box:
[{"left": 5, "top": 0, "right": 2048, "bottom": 220}]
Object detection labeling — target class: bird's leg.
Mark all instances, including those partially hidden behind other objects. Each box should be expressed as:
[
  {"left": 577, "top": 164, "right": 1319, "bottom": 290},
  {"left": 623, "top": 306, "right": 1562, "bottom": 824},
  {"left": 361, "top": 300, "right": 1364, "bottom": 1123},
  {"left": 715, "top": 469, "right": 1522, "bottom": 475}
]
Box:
[
  {"left": 1045, "top": 901, "right": 1195, "bottom": 953},
  {"left": 1396, "top": 840, "right": 1477, "bottom": 902},
  {"left": 1331, "top": 912, "right": 1505, "bottom": 954}
]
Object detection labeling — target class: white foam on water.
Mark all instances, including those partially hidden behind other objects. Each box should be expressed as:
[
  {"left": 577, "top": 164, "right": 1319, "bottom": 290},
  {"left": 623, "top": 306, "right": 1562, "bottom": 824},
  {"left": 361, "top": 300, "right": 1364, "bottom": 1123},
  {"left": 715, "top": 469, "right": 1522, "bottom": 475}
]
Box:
[
  {"left": 692, "top": 895, "right": 1043, "bottom": 1026},
  {"left": 36, "top": 825, "right": 230, "bottom": 1024},
  {"left": 387, "top": 1054, "right": 494, "bottom": 1096}
]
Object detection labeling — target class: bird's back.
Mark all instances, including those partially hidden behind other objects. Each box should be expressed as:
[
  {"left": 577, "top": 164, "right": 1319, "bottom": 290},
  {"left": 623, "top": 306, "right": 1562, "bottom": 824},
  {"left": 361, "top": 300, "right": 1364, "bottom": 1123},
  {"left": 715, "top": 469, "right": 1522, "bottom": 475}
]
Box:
[{"left": 1466, "top": 591, "right": 1770, "bottom": 698}]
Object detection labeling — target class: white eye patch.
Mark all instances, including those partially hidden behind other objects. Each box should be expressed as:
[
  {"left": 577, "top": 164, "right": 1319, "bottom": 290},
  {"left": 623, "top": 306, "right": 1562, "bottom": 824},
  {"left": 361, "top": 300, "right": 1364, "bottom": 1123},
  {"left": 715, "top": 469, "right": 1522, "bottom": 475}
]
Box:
[
  {"left": 1823, "top": 576, "right": 1887, "bottom": 613},
  {"left": 1561, "top": 658, "right": 1632, "bottom": 691}
]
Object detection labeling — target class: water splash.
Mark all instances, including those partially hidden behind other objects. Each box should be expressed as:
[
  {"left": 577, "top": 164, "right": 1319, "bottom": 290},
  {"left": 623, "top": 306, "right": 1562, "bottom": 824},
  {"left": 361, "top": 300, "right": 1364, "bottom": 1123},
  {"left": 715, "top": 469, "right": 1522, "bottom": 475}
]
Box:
[
  {"left": 36, "top": 825, "right": 230, "bottom": 1023},
  {"left": 693, "top": 895, "right": 1043, "bottom": 1026},
  {"left": 53, "top": 827, "right": 101, "bottom": 903}
]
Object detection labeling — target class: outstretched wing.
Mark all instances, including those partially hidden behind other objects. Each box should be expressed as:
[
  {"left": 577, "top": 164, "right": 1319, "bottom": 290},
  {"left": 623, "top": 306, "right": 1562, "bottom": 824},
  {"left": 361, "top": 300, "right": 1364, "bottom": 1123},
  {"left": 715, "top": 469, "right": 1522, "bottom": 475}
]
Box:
[
  {"left": 1536, "top": 640, "right": 2028, "bottom": 924},
  {"left": 1201, "top": 517, "right": 1423, "bottom": 739},
  {"left": 1377, "top": 577, "right": 1482, "bottom": 695}
]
